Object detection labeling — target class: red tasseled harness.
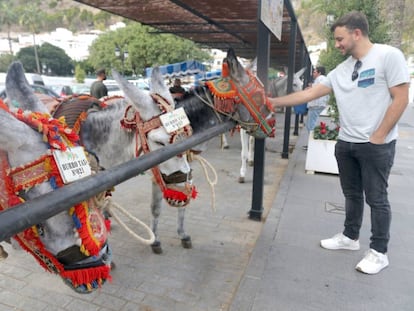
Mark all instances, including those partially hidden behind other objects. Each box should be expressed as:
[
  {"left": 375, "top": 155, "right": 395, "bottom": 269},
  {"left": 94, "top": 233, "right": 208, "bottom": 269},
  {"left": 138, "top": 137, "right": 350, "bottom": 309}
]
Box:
[
  {"left": 205, "top": 62, "right": 275, "bottom": 138},
  {"left": 120, "top": 93, "right": 197, "bottom": 207},
  {"left": 55, "top": 94, "right": 197, "bottom": 208},
  {"left": 0, "top": 99, "right": 111, "bottom": 292}
]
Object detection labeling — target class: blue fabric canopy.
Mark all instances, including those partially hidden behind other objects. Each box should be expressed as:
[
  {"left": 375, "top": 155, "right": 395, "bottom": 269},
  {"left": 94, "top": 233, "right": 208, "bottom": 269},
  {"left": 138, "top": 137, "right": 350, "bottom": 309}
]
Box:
[
  {"left": 145, "top": 60, "right": 206, "bottom": 78},
  {"left": 194, "top": 69, "right": 222, "bottom": 81}
]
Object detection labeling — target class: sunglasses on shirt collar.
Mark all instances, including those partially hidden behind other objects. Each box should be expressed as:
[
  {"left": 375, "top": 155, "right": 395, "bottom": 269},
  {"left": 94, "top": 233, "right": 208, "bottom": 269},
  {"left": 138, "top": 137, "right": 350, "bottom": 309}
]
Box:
[{"left": 352, "top": 60, "right": 362, "bottom": 81}]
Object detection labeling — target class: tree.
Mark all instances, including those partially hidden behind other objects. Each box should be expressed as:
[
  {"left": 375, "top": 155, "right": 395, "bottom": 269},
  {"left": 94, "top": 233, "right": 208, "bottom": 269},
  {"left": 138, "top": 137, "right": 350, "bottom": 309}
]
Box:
[
  {"left": 305, "top": 0, "right": 391, "bottom": 124},
  {"left": 16, "top": 43, "right": 73, "bottom": 75},
  {"left": 74, "top": 64, "right": 86, "bottom": 83},
  {"left": 0, "top": 0, "right": 18, "bottom": 55},
  {"left": 0, "top": 54, "right": 15, "bottom": 72},
  {"left": 88, "top": 22, "right": 211, "bottom": 77},
  {"left": 18, "top": 2, "right": 45, "bottom": 73},
  {"left": 382, "top": 0, "right": 405, "bottom": 49},
  {"left": 39, "top": 43, "right": 74, "bottom": 76}
]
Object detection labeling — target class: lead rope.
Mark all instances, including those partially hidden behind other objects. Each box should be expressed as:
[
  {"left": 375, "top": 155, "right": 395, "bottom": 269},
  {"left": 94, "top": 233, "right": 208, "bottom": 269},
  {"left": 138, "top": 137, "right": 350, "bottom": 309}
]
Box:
[
  {"left": 87, "top": 154, "right": 155, "bottom": 246},
  {"left": 187, "top": 151, "right": 218, "bottom": 212},
  {"left": 93, "top": 193, "right": 155, "bottom": 246}
]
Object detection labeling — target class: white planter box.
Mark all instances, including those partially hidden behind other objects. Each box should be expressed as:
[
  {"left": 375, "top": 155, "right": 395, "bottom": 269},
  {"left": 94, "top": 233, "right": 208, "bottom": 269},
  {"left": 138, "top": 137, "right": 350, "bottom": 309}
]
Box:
[{"left": 305, "top": 131, "right": 339, "bottom": 174}]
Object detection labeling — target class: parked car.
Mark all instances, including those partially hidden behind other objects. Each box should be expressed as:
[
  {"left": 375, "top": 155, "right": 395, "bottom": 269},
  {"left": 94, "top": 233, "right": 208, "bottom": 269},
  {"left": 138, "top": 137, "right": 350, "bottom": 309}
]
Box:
[
  {"left": 104, "top": 82, "right": 124, "bottom": 96},
  {"left": 0, "top": 84, "right": 60, "bottom": 100},
  {"left": 49, "top": 84, "right": 74, "bottom": 98},
  {"left": 71, "top": 84, "right": 91, "bottom": 95}
]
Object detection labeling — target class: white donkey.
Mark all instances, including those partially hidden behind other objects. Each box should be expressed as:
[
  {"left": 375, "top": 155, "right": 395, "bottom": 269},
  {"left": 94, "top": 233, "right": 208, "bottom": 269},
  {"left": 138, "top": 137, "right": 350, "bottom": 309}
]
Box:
[{"left": 238, "top": 67, "right": 306, "bottom": 183}]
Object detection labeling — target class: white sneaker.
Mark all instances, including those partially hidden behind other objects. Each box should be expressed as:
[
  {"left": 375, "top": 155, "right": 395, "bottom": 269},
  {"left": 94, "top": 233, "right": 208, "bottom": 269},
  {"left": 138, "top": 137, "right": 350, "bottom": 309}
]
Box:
[
  {"left": 320, "top": 233, "right": 360, "bottom": 250},
  {"left": 356, "top": 249, "right": 389, "bottom": 274}
]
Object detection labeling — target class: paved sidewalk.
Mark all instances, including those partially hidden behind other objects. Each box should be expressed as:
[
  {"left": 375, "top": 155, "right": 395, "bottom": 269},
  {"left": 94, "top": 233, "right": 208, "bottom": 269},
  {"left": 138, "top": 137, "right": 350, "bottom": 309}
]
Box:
[
  {"left": 0, "top": 112, "right": 293, "bottom": 311},
  {"left": 1, "top": 101, "right": 413, "bottom": 310},
  {"left": 230, "top": 102, "right": 414, "bottom": 311}
]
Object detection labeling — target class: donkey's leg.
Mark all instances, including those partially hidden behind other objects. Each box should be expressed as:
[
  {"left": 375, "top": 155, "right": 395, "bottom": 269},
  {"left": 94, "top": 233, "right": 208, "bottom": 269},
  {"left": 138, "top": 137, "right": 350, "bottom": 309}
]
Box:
[
  {"left": 150, "top": 181, "right": 163, "bottom": 254},
  {"left": 248, "top": 135, "right": 255, "bottom": 166},
  {"left": 177, "top": 204, "right": 192, "bottom": 249},
  {"left": 221, "top": 133, "right": 229, "bottom": 149},
  {"left": 239, "top": 129, "right": 249, "bottom": 183}
]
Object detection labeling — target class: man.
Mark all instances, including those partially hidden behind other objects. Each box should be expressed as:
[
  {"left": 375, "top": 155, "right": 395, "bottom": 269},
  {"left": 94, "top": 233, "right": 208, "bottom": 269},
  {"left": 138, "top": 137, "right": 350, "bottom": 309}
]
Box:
[
  {"left": 268, "top": 11, "right": 410, "bottom": 274},
  {"left": 304, "top": 66, "right": 330, "bottom": 140},
  {"left": 169, "top": 78, "right": 186, "bottom": 99},
  {"left": 90, "top": 68, "right": 108, "bottom": 99}
]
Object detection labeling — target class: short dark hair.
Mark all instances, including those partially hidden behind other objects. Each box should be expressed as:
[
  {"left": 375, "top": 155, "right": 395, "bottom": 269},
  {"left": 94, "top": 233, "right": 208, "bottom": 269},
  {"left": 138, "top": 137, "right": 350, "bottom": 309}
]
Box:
[
  {"left": 96, "top": 68, "right": 106, "bottom": 76},
  {"left": 330, "top": 11, "right": 369, "bottom": 36},
  {"left": 315, "top": 66, "right": 326, "bottom": 75}
]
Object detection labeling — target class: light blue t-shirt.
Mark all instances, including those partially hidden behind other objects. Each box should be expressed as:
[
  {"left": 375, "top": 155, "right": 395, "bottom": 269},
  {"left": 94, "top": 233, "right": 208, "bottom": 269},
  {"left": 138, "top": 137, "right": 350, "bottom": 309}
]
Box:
[{"left": 322, "top": 44, "right": 410, "bottom": 143}]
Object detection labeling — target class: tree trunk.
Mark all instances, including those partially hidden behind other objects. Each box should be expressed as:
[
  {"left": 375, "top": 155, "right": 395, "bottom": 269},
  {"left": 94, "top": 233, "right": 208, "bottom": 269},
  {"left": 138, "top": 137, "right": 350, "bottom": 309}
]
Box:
[
  {"left": 32, "top": 33, "right": 41, "bottom": 74},
  {"left": 385, "top": 0, "right": 405, "bottom": 49},
  {"left": 7, "top": 24, "right": 13, "bottom": 55}
]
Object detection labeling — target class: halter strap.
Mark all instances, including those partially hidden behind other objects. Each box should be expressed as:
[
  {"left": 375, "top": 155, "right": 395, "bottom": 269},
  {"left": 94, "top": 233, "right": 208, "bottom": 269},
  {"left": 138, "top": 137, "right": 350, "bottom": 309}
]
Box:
[{"left": 120, "top": 94, "right": 197, "bottom": 207}]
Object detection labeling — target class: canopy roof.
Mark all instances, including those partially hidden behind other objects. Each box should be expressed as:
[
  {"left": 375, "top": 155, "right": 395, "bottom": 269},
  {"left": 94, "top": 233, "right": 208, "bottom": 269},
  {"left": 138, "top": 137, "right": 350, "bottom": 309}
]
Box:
[
  {"left": 145, "top": 60, "right": 206, "bottom": 78},
  {"left": 74, "top": 0, "right": 309, "bottom": 70}
]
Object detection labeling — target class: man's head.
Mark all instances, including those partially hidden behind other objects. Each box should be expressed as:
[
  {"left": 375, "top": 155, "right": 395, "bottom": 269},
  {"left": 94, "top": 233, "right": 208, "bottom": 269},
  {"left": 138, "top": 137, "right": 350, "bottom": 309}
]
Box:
[
  {"left": 174, "top": 78, "right": 182, "bottom": 86},
  {"left": 96, "top": 68, "right": 107, "bottom": 80},
  {"left": 330, "top": 11, "right": 370, "bottom": 56},
  {"left": 313, "top": 66, "right": 326, "bottom": 79}
]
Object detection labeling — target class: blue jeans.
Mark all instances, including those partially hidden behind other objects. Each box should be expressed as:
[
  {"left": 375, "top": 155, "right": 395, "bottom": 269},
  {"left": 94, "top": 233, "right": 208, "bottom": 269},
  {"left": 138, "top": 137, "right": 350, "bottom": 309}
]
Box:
[
  {"left": 335, "top": 140, "right": 396, "bottom": 253},
  {"left": 306, "top": 106, "right": 325, "bottom": 132}
]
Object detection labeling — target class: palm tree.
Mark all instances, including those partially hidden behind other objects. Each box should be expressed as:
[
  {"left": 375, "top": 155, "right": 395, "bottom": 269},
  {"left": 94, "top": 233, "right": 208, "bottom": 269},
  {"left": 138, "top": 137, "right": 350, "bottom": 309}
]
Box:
[
  {"left": 18, "top": 4, "right": 44, "bottom": 73},
  {"left": 0, "top": 0, "right": 18, "bottom": 55}
]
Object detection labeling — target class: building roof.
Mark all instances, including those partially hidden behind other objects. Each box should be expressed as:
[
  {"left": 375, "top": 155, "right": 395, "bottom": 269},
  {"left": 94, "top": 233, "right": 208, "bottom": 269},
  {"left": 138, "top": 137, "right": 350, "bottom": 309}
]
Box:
[{"left": 74, "top": 0, "right": 309, "bottom": 70}]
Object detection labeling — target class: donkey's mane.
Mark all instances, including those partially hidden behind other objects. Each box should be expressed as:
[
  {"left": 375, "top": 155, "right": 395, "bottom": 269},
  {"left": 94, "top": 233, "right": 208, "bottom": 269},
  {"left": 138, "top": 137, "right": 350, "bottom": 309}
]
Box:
[
  {"left": 176, "top": 86, "right": 223, "bottom": 133},
  {"left": 80, "top": 97, "right": 135, "bottom": 168}
]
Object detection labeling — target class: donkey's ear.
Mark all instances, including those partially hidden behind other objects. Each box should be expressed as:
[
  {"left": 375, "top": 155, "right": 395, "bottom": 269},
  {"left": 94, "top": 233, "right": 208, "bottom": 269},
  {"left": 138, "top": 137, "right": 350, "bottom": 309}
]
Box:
[
  {"left": 246, "top": 57, "right": 257, "bottom": 73},
  {"left": 112, "top": 69, "right": 160, "bottom": 120},
  {"left": 5, "top": 61, "right": 47, "bottom": 113},
  {"left": 295, "top": 67, "right": 307, "bottom": 79},
  {"left": 151, "top": 67, "right": 174, "bottom": 104},
  {"left": 0, "top": 109, "right": 43, "bottom": 152}
]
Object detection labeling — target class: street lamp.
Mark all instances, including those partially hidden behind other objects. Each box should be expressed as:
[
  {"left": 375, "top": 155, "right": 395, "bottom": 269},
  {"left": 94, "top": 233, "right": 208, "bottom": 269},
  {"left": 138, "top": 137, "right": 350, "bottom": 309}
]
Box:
[{"left": 115, "top": 46, "right": 129, "bottom": 76}]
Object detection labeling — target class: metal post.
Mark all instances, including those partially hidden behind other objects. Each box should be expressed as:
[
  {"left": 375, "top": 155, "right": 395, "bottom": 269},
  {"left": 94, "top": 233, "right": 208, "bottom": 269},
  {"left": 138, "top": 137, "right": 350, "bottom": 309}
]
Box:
[
  {"left": 248, "top": 4, "right": 270, "bottom": 221},
  {"left": 281, "top": 18, "right": 298, "bottom": 159}
]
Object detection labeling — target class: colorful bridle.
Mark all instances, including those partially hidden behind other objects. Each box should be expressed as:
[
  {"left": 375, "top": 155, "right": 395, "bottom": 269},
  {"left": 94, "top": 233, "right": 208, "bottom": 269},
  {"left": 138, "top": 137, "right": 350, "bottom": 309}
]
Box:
[
  {"left": 205, "top": 62, "right": 275, "bottom": 138},
  {"left": 0, "top": 100, "right": 111, "bottom": 293},
  {"left": 120, "top": 93, "right": 197, "bottom": 208}
]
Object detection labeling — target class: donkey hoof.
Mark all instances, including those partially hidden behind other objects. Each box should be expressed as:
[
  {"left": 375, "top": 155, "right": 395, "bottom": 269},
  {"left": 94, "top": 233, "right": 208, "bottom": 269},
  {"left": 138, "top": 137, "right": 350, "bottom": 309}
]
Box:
[
  {"left": 0, "top": 245, "right": 8, "bottom": 261},
  {"left": 238, "top": 176, "right": 245, "bottom": 183},
  {"left": 110, "top": 261, "right": 116, "bottom": 270},
  {"left": 181, "top": 237, "right": 192, "bottom": 249},
  {"left": 151, "top": 241, "right": 163, "bottom": 254}
]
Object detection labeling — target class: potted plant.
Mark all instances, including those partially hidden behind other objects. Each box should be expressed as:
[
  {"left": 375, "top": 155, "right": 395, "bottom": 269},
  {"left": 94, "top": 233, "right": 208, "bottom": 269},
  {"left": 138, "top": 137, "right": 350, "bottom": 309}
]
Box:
[{"left": 305, "top": 121, "right": 339, "bottom": 174}]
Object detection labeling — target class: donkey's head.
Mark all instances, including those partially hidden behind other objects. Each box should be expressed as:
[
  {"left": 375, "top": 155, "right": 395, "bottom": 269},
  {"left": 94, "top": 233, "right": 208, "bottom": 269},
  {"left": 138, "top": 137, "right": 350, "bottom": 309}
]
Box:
[
  {"left": 205, "top": 48, "right": 273, "bottom": 138},
  {"left": 2, "top": 61, "right": 112, "bottom": 294},
  {"left": 269, "top": 67, "right": 306, "bottom": 97},
  {"left": 112, "top": 68, "right": 195, "bottom": 207},
  {"left": 112, "top": 68, "right": 191, "bottom": 178}
]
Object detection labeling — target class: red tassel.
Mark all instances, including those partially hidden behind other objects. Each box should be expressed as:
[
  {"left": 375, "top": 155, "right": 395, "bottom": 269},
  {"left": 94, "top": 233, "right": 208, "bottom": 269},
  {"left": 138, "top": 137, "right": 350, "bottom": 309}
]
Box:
[
  {"left": 61, "top": 265, "right": 111, "bottom": 287},
  {"left": 191, "top": 187, "right": 198, "bottom": 199},
  {"left": 222, "top": 62, "right": 229, "bottom": 78},
  {"left": 105, "top": 219, "right": 111, "bottom": 232},
  {"left": 163, "top": 188, "right": 188, "bottom": 201}
]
